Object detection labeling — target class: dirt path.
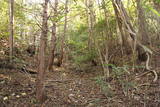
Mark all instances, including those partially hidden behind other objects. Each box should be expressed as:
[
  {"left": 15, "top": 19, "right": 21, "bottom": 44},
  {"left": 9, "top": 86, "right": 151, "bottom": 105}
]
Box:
[{"left": 0, "top": 60, "right": 160, "bottom": 107}]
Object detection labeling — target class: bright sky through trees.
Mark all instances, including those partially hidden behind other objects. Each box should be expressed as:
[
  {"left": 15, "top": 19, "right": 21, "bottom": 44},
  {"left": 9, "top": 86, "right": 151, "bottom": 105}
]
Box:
[
  {"left": 27, "top": 0, "right": 43, "bottom": 3},
  {"left": 27, "top": 0, "right": 66, "bottom": 3}
]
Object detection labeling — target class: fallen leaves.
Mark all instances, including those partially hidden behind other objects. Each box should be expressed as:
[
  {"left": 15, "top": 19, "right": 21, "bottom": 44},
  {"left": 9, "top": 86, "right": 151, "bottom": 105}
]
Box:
[
  {"left": 3, "top": 96, "right": 8, "bottom": 101},
  {"left": 2, "top": 92, "right": 27, "bottom": 101}
]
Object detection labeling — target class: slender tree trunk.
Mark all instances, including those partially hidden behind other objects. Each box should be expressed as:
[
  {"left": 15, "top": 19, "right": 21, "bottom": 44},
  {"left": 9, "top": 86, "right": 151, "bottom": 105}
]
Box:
[
  {"left": 48, "top": 24, "right": 56, "bottom": 71},
  {"left": 33, "top": 34, "right": 36, "bottom": 51},
  {"left": 47, "top": 0, "right": 58, "bottom": 71},
  {"left": 85, "top": 0, "right": 95, "bottom": 51},
  {"left": 102, "top": 0, "right": 110, "bottom": 78},
  {"left": 9, "top": 0, "right": 14, "bottom": 62},
  {"left": 136, "top": 0, "right": 150, "bottom": 45},
  {"left": 96, "top": 0, "right": 109, "bottom": 78},
  {"left": 36, "top": 0, "right": 48, "bottom": 103},
  {"left": 85, "top": 0, "right": 98, "bottom": 66},
  {"left": 58, "top": 0, "right": 68, "bottom": 67},
  {"left": 153, "top": 0, "right": 160, "bottom": 40}
]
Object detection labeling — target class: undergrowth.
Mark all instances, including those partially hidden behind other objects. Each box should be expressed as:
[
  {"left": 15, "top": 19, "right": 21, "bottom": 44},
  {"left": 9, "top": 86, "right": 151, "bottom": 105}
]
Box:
[{"left": 94, "top": 65, "right": 139, "bottom": 98}]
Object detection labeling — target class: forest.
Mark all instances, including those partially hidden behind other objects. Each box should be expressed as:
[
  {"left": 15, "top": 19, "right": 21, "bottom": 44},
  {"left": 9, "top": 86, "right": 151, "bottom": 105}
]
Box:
[{"left": 0, "top": 0, "right": 160, "bottom": 106}]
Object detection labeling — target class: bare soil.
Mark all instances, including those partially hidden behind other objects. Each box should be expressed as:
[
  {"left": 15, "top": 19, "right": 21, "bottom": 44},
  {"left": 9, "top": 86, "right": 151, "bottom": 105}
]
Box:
[{"left": 0, "top": 54, "right": 160, "bottom": 107}]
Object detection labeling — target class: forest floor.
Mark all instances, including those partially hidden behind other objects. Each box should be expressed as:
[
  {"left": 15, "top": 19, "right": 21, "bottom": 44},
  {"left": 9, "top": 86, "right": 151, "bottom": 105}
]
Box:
[{"left": 0, "top": 52, "right": 160, "bottom": 107}]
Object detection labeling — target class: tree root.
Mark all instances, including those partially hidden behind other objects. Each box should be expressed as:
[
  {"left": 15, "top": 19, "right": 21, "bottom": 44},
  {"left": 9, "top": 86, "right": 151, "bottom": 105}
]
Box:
[
  {"left": 136, "top": 69, "right": 158, "bottom": 82},
  {"left": 136, "top": 53, "right": 158, "bottom": 82}
]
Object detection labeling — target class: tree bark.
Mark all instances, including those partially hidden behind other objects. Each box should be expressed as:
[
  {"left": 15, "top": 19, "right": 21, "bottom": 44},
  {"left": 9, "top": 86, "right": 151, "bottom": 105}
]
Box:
[
  {"left": 47, "top": 0, "right": 58, "bottom": 71},
  {"left": 112, "top": 0, "right": 157, "bottom": 82},
  {"left": 36, "top": 0, "right": 49, "bottom": 103},
  {"left": 152, "top": 0, "right": 160, "bottom": 40},
  {"left": 9, "top": 0, "right": 14, "bottom": 62},
  {"left": 101, "top": 0, "right": 109, "bottom": 78},
  {"left": 58, "top": 0, "right": 68, "bottom": 67},
  {"left": 112, "top": 0, "right": 134, "bottom": 50},
  {"left": 85, "top": 0, "right": 95, "bottom": 51},
  {"left": 112, "top": 0, "right": 150, "bottom": 60},
  {"left": 136, "top": 0, "right": 150, "bottom": 45}
]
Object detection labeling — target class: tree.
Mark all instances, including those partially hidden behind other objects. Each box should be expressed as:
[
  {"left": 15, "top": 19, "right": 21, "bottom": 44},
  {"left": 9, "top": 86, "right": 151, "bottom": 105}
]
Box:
[
  {"left": 101, "top": 0, "right": 110, "bottom": 78},
  {"left": 85, "top": 0, "right": 95, "bottom": 51},
  {"left": 112, "top": 0, "right": 157, "bottom": 82},
  {"left": 36, "top": 0, "right": 49, "bottom": 103},
  {"left": 58, "top": 0, "right": 69, "bottom": 67},
  {"left": 9, "top": 0, "right": 14, "bottom": 62},
  {"left": 47, "top": 0, "right": 58, "bottom": 72},
  {"left": 112, "top": 0, "right": 134, "bottom": 50},
  {"left": 136, "top": 0, "right": 150, "bottom": 45}
]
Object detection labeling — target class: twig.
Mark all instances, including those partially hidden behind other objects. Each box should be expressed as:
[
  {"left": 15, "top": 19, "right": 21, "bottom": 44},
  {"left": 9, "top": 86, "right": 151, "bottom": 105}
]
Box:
[{"left": 45, "top": 79, "right": 74, "bottom": 83}]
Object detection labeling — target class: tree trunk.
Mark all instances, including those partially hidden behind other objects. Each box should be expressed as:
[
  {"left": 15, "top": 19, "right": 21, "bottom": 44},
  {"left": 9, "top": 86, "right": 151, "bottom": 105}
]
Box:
[
  {"left": 112, "top": 0, "right": 150, "bottom": 61},
  {"left": 36, "top": 0, "right": 48, "bottom": 103},
  {"left": 9, "top": 0, "right": 14, "bottom": 62},
  {"left": 85, "top": 0, "right": 95, "bottom": 51},
  {"left": 48, "top": 24, "right": 56, "bottom": 71},
  {"left": 48, "top": 27, "right": 57, "bottom": 71},
  {"left": 152, "top": 0, "right": 160, "bottom": 40},
  {"left": 101, "top": 0, "right": 110, "bottom": 78},
  {"left": 58, "top": 0, "right": 68, "bottom": 67},
  {"left": 112, "top": 0, "right": 157, "bottom": 82},
  {"left": 47, "top": 0, "right": 58, "bottom": 71},
  {"left": 112, "top": 0, "right": 134, "bottom": 50},
  {"left": 136, "top": 0, "right": 150, "bottom": 45}
]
